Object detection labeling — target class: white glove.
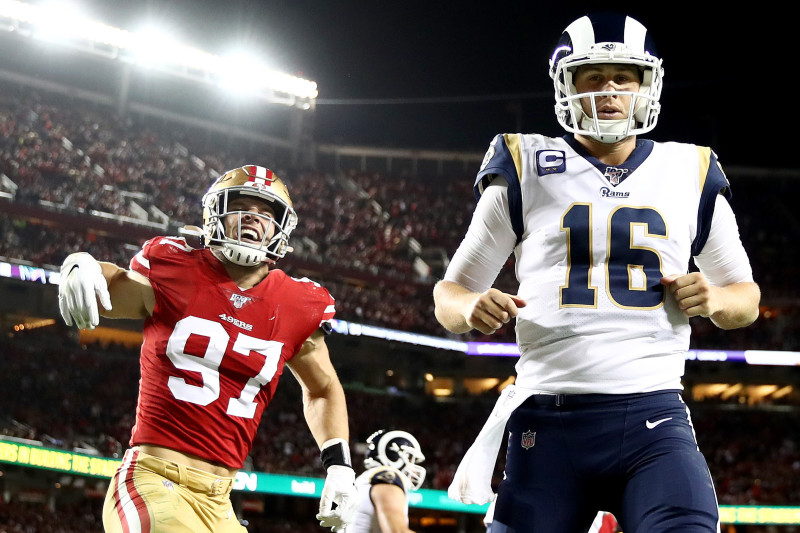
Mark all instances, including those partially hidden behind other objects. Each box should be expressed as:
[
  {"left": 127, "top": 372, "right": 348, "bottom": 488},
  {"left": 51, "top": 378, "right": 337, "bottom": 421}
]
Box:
[
  {"left": 58, "top": 252, "right": 112, "bottom": 330},
  {"left": 316, "top": 465, "right": 357, "bottom": 532}
]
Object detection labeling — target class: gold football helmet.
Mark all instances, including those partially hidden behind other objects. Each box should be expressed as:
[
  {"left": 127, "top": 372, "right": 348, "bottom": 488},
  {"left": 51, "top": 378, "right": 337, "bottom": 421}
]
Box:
[{"left": 201, "top": 165, "right": 297, "bottom": 266}]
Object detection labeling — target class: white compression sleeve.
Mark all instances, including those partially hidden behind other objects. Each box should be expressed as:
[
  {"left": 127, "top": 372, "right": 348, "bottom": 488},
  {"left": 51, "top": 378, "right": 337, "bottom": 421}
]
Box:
[
  {"left": 694, "top": 194, "right": 755, "bottom": 286},
  {"left": 443, "top": 180, "right": 517, "bottom": 293}
]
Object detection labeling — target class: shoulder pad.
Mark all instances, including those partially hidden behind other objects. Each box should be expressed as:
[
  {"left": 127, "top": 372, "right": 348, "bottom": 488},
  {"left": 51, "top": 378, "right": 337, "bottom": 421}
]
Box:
[{"left": 368, "top": 466, "right": 407, "bottom": 492}]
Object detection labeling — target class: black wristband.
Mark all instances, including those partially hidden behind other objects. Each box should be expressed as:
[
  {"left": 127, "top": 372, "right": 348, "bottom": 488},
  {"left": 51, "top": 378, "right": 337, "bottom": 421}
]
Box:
[{"left": 320, "top": 441, "right": 352, "bottom": 469}]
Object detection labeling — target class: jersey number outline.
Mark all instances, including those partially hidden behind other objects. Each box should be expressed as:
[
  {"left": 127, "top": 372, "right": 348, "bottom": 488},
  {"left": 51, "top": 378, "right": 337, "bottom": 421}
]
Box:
[
  {"left": 165, "top": 316, "right": 283, "bottom": 419},
  {"left": 560, "top": 203, "right": 668, "bottom": 310}
]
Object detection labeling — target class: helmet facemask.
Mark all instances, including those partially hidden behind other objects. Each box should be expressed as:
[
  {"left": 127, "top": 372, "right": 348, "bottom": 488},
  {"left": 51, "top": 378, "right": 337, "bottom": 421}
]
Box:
[{"left": 390, "top": 441, "right": 427, "bottom": 490}]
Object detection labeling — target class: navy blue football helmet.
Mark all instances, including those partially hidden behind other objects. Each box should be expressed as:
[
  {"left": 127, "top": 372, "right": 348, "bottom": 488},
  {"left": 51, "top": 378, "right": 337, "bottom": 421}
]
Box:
[
  {"left": 364, "top": 430, "right": 426, "bottom": 490},
  {"left": 549, "top": 13, "right": 664, "bottom": 143}
]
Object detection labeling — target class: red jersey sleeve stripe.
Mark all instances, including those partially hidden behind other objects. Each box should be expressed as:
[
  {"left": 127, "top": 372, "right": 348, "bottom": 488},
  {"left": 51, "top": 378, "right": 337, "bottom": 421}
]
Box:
[
  {"left": 131, "top": 251, "right": 150, "bottom": 277},
  {"left": 321, "top": 304, "right": 336, "bottom": 322}
]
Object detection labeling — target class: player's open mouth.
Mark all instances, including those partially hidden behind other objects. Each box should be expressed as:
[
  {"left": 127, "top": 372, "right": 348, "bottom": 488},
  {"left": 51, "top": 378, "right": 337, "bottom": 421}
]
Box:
[{"left": 239, "top": 227, "right": 261, "bottom": 243}]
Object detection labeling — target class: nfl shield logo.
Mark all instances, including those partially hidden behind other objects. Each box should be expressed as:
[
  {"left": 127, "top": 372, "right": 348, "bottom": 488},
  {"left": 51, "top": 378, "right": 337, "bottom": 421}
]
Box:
[
  {"left": 603, "top": 166, "right": 629, "bottom": 186},
  {"left": 521, "top": 430, "right": 536, "bottom": 450},
  {"left": 230, "top": 294, "right": 252, "bottom": 309}
]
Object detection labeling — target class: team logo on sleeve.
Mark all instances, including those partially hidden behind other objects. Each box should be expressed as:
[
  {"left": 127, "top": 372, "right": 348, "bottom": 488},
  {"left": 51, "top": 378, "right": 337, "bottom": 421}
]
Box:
[
  {"left": 536, "top": 150, "right": 566, "bottom": 176},
  {"left": 521, "top": 430, "right": 536, "bottom": 449},
  {"left": 374, "top": 469, "right": 399, "bottom": 484},
  {"left": 480, "top": 146, "right": 496, "bottom": 171}
]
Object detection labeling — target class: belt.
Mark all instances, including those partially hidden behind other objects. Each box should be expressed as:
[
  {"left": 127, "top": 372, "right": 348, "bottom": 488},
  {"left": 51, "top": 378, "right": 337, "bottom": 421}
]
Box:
[
  {"left": 128, "top": 449, "right": 234, "bottom": 496},
  {"left": 522, "top": 390, "right": 676, "bottom": 407}
]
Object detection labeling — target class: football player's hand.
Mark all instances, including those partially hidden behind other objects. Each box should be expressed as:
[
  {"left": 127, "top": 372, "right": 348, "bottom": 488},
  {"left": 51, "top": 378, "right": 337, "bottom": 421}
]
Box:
[
  {"left": 316, "top": 465, "right": 357, "bottom": 532},
  {"left": 58, "top": 252, "right": 112, "bottom": 330},
  {"left": 661, "top": 273, "right": 719, "bottom": 318},
  {"left": 465, "top": 288, "right": 527, "bottom": 335}
]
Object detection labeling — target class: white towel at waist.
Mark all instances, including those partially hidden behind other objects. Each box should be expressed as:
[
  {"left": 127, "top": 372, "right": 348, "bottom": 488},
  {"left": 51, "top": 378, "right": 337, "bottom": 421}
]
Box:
[{"left": 447, "top": 384, "right": 540, "bottom": 505}]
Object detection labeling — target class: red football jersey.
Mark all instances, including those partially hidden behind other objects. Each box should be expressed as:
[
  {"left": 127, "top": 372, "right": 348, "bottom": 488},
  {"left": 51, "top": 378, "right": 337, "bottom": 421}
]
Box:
[{"left": 128, "top": 236, "right": 335, "bottom": 468}]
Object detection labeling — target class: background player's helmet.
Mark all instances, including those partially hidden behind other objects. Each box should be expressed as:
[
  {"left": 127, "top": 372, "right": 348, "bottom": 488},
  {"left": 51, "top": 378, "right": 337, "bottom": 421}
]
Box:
[
  {"left": 364, "top": 430, "right": 426, "bottom": 490},
  {"left": 549, "top": 13, "right": 664, "bottom": 143},
  {"left": 202, "top": 165, "right": 297, "bottom": 266}
]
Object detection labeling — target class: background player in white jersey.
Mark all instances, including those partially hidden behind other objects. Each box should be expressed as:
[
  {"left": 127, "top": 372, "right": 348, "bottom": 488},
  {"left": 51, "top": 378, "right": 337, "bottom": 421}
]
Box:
[
  {"left": 346, "top": 430, "right": 426, "bottom": 533},
  {"left": 434, "top": 12, "right": 760, "bottom": 533},
  {"left": 58, "top": 165, "right": 357, "bottom": 532}
]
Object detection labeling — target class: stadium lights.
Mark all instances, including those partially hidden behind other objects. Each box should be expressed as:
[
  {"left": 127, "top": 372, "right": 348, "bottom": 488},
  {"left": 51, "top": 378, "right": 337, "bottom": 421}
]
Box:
[
  {"left": 0, "top": 0, "right": 319, "bottom": 103},
  {"left": 12, "top": 318, "right": 56, "bottom": 332},
  {"left": 217, "top": 51, "right": 273, "bottom": 97},
  {"left": 27, "top": 1, "right": 88, "bottom": 41},
  {"left": 127, "top": 25, "right": 183, "bottom": 69}
]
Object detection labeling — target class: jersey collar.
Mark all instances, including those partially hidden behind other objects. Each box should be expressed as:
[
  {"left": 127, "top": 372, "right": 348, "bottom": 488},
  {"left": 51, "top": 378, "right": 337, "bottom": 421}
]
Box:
[{"left": 563, "top": 135, "right": 654, "bottom": 183}]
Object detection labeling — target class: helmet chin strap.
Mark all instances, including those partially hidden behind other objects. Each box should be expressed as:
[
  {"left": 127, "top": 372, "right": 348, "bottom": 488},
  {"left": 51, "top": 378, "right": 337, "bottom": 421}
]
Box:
[
  {"left": 579, "top": 113, "right": 636, "bottom": 144},
  {"left": 220, "top": 243, "right": 271, "bottom": 267}
]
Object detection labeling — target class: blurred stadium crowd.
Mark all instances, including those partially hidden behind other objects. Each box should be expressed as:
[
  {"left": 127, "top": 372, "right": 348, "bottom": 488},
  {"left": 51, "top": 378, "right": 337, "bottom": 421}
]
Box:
[
  {"left": 1, "top": 82, "right": 800, "bottom": 532},
  {"left": 2, "top": 84, "right": 799, "bottom": 345}
]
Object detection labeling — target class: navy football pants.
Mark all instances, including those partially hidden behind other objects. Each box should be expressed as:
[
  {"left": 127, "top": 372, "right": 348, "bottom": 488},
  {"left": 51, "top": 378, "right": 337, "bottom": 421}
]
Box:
[{"left": 490, "top": 391, "right": 719, "bottom": 533}]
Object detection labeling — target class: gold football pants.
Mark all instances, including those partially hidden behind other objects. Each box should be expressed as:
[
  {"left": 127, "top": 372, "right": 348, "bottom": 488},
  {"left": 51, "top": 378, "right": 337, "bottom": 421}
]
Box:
[{"left": 103, "top": 448, "right": 246, "bottom": 533}]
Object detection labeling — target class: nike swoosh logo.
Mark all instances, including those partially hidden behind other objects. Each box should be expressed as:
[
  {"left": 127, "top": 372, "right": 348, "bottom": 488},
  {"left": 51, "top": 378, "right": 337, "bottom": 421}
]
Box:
[{"left": 645, "top": 417, "right": 673, "bottom": 429}]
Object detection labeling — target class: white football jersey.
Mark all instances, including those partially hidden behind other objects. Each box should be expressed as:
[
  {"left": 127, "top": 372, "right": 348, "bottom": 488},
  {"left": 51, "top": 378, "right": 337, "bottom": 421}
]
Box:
[
  {"left": 472, "top": 134, "right": 738, "bottom": 394},
  {"left": 345, "top": 466, "right": 411, "bottom": 533}
]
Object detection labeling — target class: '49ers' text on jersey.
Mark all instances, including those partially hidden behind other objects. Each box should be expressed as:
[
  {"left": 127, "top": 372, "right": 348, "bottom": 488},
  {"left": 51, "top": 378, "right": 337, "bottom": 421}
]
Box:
[{"left": 129, "top": 236, "right": 335, "bottom": 469}]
